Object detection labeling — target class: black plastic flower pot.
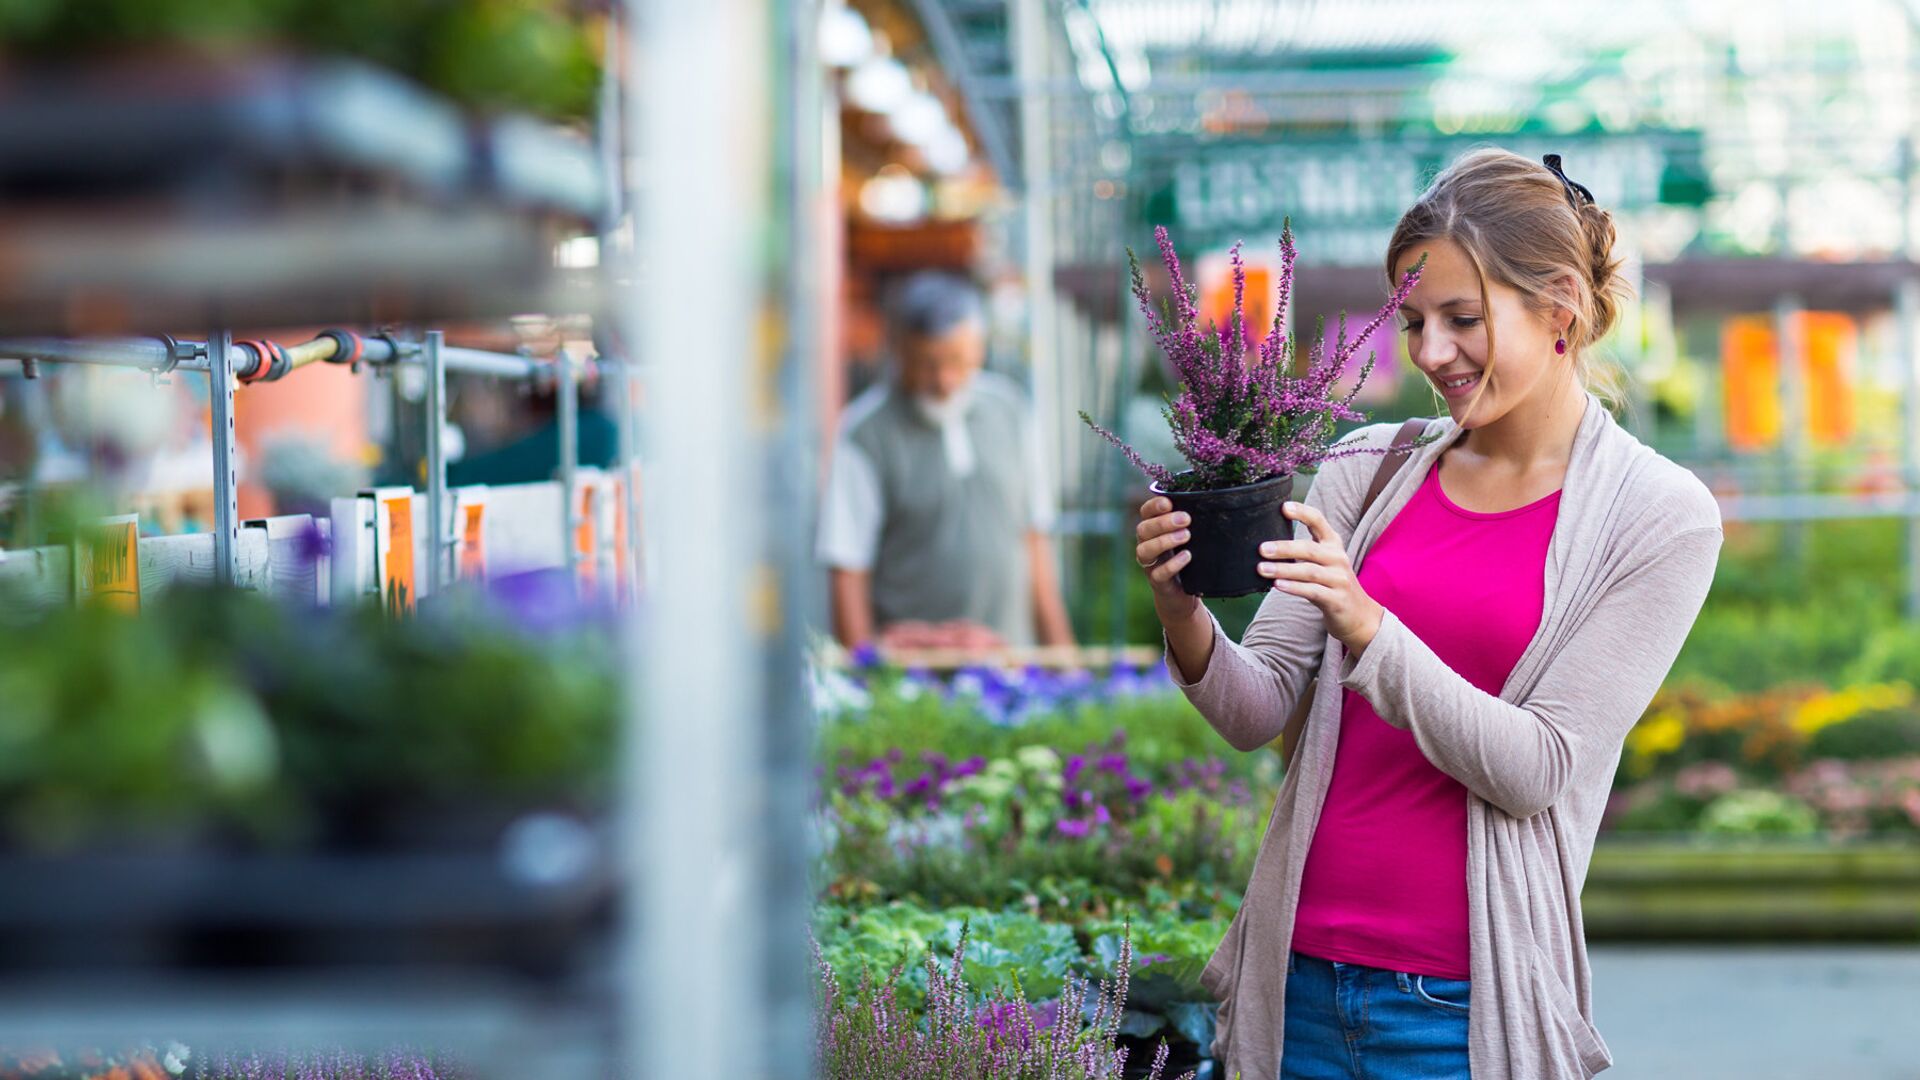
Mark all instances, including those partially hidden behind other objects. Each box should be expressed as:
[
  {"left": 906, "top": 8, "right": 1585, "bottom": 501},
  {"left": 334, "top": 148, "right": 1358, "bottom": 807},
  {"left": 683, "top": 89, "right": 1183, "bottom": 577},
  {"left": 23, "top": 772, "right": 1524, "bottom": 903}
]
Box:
[{"left": 1149, "top": 472, "right": 1294, "bottom": 598}]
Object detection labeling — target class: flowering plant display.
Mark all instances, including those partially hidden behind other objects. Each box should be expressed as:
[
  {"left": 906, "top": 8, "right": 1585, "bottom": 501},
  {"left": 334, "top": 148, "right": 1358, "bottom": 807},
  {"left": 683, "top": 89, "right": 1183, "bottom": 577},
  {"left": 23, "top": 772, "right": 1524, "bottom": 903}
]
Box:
[{"left": 1082, "top": 222, "right": 1426, "bottom": 492}]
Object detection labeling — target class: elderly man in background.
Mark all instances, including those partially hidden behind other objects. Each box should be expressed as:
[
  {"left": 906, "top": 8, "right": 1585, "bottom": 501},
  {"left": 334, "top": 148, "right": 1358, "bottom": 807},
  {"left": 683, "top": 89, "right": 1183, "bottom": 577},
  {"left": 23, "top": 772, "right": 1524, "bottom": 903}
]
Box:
[{"left": 818, "top": 271, "right": 1075, "bottom": 653}]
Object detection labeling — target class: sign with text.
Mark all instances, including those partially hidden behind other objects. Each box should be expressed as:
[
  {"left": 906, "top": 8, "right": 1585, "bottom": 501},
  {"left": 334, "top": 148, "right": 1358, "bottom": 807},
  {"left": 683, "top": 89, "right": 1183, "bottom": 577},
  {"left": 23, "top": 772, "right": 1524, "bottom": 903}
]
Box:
[
  {"left": 371, "top": 486, "right": 417, "bottom": 614},
  {"left": 574, "top": 477, "right": 599, "bottom": 593},
  {"left": 1145, "top": 133, "right": 1699, "bottom": 266},
  {"left": 454, "top": 486, "right": 489, "bottom": 583},
  {"left": 79, "top": 514, "right": 140, "bottom": 611}
]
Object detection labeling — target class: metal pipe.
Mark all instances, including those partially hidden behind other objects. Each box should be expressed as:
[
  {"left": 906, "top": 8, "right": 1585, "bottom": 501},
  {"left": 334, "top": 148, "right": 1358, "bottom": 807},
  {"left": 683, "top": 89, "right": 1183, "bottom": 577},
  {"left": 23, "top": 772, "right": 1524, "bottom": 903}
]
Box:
[
  {"left": 284, "top": 336, "right": 343, "bottom": 370},
  {"left": 440, "top": 346, "right": 544, "bottom": 381},
  {"left": 359, "top": 334, "right": 414, "bottom": 367},
  {"left": 557, "top": 350, "right": 580, "bottom": 579},
  {"left": 424, "top": 330, "right": 449, "bottom": 597},
  {"left": 208, "top": 329, "right": 239, "bottom": 587},
  {"left": 0, "top": 336, "right": 204, "bottom": 373},
  {"left": 0, "top": 334, "right": 576, "bottom": 385}
]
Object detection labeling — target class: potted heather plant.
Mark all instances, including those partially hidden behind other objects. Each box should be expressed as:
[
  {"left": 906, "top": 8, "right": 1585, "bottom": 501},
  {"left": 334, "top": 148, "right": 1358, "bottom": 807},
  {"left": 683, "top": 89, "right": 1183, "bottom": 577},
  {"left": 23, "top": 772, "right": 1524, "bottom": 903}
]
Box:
[{"left": 1082, "top": 223, "right": 1426, "bottom": 597}]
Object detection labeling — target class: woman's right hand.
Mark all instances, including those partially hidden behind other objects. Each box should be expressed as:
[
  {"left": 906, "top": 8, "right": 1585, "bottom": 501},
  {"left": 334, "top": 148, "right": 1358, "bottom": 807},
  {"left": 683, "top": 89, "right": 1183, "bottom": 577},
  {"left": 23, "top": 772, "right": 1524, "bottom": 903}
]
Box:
[{"left": 1136, "top": 496, "right": 1201, "bottom": 620}]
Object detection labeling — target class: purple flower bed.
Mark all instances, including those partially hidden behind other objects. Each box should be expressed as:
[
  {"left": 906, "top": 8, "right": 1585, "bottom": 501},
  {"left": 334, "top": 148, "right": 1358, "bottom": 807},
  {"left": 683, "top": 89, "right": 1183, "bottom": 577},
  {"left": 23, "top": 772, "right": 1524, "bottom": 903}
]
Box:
[
  {"left": 830, "top": 732, "right": 1251, "bottom": 831},
  {"left": 812, "top": 921, "right": 1195, "bottom": 1080}
]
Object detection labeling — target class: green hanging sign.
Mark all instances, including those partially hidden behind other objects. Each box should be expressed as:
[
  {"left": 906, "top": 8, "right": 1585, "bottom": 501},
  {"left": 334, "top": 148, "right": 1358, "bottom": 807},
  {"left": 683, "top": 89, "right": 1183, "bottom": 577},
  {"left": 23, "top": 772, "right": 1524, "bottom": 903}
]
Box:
[{"left": 1140, "top": 130, "right": 1706, "bottom": 264}]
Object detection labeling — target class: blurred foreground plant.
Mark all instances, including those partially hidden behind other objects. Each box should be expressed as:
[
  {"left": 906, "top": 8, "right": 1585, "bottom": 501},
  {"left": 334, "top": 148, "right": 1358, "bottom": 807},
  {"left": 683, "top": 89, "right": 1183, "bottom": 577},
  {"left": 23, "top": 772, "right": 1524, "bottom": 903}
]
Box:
[{"left": 0, "top": 583, "right": 618, "bottom": 851}]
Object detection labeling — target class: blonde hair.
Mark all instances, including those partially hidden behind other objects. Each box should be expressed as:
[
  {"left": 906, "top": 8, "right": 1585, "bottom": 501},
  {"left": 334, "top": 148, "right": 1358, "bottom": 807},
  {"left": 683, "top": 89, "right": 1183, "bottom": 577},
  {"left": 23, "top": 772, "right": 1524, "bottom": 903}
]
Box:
[{"left": 1385, "top": 147, "right": 1631, "bottom": 413}]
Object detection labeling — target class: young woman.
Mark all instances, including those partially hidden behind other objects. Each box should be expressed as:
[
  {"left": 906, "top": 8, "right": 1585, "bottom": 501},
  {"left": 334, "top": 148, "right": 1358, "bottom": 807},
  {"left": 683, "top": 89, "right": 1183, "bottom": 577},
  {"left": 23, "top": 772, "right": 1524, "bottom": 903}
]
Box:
[{"left": 1132, "top": 149, "right": 1723, "bottom": 1080}]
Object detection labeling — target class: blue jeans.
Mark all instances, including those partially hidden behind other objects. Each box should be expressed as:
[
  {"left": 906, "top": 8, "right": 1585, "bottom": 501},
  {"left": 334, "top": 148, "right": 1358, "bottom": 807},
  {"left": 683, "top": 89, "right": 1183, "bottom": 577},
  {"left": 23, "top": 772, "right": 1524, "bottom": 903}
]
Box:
[{"left": 1281, "top": 950, "right": 1471, "bottom": 1080}]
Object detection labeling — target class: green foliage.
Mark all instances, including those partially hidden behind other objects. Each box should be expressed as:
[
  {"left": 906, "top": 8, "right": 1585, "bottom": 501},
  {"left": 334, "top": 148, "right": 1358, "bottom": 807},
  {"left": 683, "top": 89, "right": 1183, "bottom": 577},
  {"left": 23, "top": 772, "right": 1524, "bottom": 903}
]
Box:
[
  {"left": 815, "top": 670, "right": 1276, "bottom": 789},
  {"left": 1670, "top": 519, "right": 1903, "bottom": 692},
  {"left": 1843, "top": 623, "right": 1920, "bottom": 685},
  {"left": 1670, "top": 588, "right": 1897, "bottom": 693},
  {"left": 1605, "top": 784, "right": 1713, "bottom": 833},
  {"left": 1696, "top": 789, "right": 1821, "bottom": 837},
  {"left": 0, "top": 585, "right": 619, "bottom": 850},
  {"left": 0, "top": 0, "right": 601, "bottom": 120},
  {"left": 813, "top": 900, "right": 1081, "bottom": 1009},
  {"left": 1806, "top": 706, "right": 1920, "bottom": 761}
]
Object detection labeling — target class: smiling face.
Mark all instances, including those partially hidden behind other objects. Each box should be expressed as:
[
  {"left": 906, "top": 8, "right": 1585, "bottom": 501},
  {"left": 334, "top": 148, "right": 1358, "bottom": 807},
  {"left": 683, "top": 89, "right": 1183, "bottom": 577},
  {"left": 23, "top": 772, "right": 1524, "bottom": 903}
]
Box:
[{"left": 1393, "top": 236, "right": 1573, "bottom": 430}]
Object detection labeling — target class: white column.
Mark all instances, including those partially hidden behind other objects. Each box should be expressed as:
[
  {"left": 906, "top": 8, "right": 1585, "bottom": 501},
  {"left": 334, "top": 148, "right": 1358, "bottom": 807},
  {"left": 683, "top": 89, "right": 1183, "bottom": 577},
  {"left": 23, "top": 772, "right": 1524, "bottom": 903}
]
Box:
[
  {"left": 624, "top": 0, "right": 773, "bottom": 1076},
  {"left": 1012, "top": 0, "right": 1061, "bottom": 523}
]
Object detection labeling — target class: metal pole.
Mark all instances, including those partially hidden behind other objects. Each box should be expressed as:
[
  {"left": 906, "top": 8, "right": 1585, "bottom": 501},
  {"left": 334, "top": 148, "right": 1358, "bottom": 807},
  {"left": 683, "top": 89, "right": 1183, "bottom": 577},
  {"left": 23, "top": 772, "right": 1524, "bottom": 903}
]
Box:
[
  {"left": 765, "top": 0, "right": 824, "bottom": 1073},
  {"left": 1623, "top": 246, "right": 1650, "bottom": 437},
  {"left": 557, "top": 350, "right": 580, "bottom": 579},
  {"left": 207, "top": 329, "right": 239, "bottom": 587},
  {"left": 1013, "top": 0, "right": 1062, "bottom": 638},
  {"left": 424, "top": 330, "right": 449, "bottom": 596},
  {"left": 1774, "top": 292, "right": 1806, "bottom": 563}
]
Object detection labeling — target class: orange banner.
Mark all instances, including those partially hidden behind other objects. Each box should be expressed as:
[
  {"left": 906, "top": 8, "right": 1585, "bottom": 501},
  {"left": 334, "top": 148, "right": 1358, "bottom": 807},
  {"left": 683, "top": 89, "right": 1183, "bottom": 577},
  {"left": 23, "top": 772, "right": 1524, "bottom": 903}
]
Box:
[
  {"left": 458, "top": 500, "right": 487, "bottom": 583},
  {"left": 575, "top": 482, "right": 598, "bottom": 592},
  {"left": 1199, "top": 255, "right": 1274, "bottom": 351},
  {"left": 379, "top": 491, "right": 416, "bottom": 614},
  {"left": 1721, "top": 311, "right": 1856, "bottom": 451},
  {"left": 1800, "top": 312, "right": 1856, "bottom": 447}
]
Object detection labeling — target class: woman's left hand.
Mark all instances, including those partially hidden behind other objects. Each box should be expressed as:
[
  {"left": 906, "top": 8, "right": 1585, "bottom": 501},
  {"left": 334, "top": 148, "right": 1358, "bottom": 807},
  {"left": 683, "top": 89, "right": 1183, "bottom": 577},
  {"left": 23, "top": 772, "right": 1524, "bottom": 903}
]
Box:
[{"left": 1258, "top": 500, "right": 1387, "bottom": 656}]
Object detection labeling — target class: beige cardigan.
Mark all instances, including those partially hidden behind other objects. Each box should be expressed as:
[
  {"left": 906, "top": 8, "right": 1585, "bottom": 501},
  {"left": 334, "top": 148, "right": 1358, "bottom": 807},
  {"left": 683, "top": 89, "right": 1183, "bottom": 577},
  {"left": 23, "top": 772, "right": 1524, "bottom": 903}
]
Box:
[{"left": 1169, "top": 393, "right": 1722, "bottom": 1079}]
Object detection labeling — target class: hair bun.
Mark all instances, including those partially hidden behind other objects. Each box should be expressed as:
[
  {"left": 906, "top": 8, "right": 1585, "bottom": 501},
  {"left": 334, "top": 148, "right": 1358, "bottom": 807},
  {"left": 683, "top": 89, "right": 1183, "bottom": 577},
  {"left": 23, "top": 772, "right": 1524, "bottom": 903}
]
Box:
[{"left": 1577, "top": 202, "right": 1627, "bottom": 344}]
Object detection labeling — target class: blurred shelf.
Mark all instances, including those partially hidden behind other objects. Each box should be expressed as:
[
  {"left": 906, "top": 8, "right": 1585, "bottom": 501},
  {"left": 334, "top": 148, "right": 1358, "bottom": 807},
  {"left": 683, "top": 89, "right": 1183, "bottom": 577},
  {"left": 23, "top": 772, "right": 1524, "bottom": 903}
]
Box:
[
  {"left": 1646, "top": 256, "right": 1920, "bottom": 313},
  {"left": 0, "top": 54, "right": 606, "bottom": 334},
  {"left": 0, "top": 970, "right": 615, "bottom": 1076},
  {"left": 0, "top": 844, "right": 613, "bottom": 975},
  {"left": 1050, "top": 256, "right": 1920, "bottom": 325},
  {"left": 1584, "top": 839, "right": 1920, "bottom": 941},
  {"left": 0, "top": 202, "right": 593, "bottom": 335}
]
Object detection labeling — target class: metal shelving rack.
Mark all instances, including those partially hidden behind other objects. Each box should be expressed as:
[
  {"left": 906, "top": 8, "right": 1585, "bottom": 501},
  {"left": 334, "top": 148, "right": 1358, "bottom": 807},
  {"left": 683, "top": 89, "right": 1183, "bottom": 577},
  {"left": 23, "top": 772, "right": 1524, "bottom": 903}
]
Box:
[
  {"left": 0, "top": 25, "right": 665, "bottom": 1080},
  {"left": 0, "top": 3, "right": 832, "bottom": 1077},
  {"left": 0, "top": 341, "right": 639, "bottom": 1079}
]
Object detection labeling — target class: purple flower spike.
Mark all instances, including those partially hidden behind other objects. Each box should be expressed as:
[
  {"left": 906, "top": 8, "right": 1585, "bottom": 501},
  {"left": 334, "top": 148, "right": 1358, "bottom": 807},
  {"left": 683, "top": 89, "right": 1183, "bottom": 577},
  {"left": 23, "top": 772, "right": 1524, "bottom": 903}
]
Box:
[{"left": 1085, "top": 220, "right": 1427, "bottom": 492}]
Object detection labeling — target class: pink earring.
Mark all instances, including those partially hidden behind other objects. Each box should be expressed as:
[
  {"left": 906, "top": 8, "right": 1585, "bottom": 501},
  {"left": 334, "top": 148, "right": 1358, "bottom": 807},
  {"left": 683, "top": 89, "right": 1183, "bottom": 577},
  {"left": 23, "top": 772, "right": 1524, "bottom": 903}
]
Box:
[{"left": 1554, "top": 337, "right": 1568, "bottom": 355}]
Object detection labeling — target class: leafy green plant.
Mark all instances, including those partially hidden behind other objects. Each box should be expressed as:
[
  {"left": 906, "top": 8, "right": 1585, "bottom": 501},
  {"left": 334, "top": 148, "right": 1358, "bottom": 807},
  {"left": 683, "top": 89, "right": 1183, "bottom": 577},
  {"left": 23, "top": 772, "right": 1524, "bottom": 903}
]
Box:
[
  {"left": 1696, "top": 790, "right": 1821, "bottom": 837},
  {"left": 0, "top": 584, "right": 618, "bottom": 851},
  {"left": 820, "top": 780, "right": 1263, "bottom": 917},
  {"left": 1806, "top": 706, "right": 1920, "bottom": 761},
  {"left": 0, "top": 0, "right": 601, "bottom": 120}
]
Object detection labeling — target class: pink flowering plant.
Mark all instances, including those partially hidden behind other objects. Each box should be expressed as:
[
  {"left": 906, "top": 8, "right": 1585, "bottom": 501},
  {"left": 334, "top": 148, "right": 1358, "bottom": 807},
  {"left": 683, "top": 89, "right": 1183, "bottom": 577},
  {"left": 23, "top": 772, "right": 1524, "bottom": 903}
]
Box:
[{"left": 1082, "top": 222, "right": 1427, "bottom": 492}]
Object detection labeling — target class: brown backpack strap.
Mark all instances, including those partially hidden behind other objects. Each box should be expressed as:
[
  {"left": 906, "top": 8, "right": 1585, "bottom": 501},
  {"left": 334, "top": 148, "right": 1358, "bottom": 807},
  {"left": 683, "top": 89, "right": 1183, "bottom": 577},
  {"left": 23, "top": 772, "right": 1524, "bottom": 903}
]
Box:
[{"left": 1359, "top": 416, "right": 1432, "bottom": 519}]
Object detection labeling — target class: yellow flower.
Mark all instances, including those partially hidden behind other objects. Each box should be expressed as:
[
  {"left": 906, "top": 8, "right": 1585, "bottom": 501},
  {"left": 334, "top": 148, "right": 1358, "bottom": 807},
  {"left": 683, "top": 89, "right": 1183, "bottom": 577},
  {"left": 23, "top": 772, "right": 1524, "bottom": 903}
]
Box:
[
  {"left": 1791, "top": 682, "right": 1914, "bottom": 737},
  {"left": 1627, "top": 709, "right": 1687, "bottom": 761}
]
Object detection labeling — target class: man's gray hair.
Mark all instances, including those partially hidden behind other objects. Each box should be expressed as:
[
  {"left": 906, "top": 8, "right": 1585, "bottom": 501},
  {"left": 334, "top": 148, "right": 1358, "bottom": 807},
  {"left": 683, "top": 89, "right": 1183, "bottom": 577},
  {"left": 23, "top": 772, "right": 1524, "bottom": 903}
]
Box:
[{"left": 885, "top": 270, "right": 984, "bottom": 340}]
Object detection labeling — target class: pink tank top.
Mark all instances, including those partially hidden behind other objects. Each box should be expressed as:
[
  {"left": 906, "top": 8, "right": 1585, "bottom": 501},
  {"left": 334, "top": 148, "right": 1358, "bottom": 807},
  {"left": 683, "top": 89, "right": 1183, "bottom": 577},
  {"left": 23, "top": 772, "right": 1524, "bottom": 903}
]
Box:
[{"left": 1290, "top": 461, "right": 1560, "bottom": 980}]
